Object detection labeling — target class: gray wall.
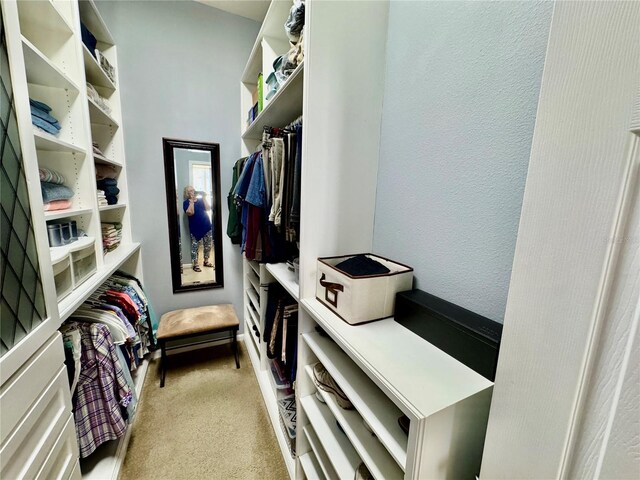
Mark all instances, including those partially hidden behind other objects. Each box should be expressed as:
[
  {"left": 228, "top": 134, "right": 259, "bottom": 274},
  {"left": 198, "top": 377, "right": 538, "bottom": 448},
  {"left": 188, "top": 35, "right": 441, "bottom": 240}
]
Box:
[
  {"left": 373, "top": 1, "right": 553, "bottom": 322},
  {"left": 97, "top": 1, "right": 259, "bottom": 321}
]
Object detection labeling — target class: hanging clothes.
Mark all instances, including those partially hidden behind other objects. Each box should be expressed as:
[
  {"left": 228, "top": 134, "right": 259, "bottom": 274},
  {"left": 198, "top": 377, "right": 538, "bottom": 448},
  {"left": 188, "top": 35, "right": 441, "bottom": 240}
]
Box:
[
  {"left": 72, "top": 322, "right": 132, "bottom": 458},
  {"left": 227, "top": 157, "right": 246, "bottom": 244}
]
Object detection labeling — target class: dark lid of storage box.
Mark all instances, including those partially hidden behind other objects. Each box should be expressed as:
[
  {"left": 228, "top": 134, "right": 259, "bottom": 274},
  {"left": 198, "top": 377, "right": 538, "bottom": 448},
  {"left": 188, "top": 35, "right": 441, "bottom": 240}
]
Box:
[{"left": 395, "top": 289, "right": 502, "bottom": 381}]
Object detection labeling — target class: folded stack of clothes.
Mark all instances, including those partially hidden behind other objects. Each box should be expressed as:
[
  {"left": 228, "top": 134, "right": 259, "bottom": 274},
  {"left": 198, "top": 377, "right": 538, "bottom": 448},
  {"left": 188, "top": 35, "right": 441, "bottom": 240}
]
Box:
[
  {"left": 40, "top": 167, "right": 74, "bottom": 211},
  {"left": 30, "top": 99, "right": 61, "bottom": 136},
  {"left": 97, "top": 189, "right": 108, "bottom": 207},
  {"left": 101, "top": 222, "right": 122, "bottom": 253},
  {"left": 93, "top": 142, "right": 108, "bottom": 161},
  {"left": 96, "top": 178, "right": 119, "bottom": 205},
  {"left": 87, "top": 82, "right": 111, "bottom": 115}
]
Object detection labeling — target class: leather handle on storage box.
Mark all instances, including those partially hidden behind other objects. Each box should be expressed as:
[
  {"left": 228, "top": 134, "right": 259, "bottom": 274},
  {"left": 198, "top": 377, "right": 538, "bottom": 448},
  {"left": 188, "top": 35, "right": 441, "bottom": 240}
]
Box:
[{"left": 320, "top": 273, "right": 344, "bottom": 308}]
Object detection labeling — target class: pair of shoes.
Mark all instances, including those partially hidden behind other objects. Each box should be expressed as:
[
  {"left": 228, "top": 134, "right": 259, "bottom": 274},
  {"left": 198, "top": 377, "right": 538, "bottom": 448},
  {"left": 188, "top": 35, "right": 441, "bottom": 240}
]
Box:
[
  {"left": 354, "top": 462, "right": 374, "bottom": 480},
  {"left": 192, "top": 265, "right": 201, "bottom": 272},
  {"left": 312, "top": 363, "right": 353, "bottom": 409},
  {"left": 203, "top": 261, "right": 213, "bottom": 267}
]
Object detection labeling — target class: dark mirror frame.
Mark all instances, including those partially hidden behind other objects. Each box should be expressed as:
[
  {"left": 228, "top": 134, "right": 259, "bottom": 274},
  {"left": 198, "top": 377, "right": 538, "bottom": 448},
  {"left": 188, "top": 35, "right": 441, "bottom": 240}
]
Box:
[{"left": 162, "top": 138, "right": 224, "bottom": 293}]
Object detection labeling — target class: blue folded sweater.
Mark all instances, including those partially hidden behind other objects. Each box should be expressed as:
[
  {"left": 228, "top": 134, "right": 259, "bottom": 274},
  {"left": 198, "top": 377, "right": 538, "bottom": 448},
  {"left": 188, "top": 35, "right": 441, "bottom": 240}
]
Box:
[{"left": 41, "top": 181, "right": 74, "bottom": 203}]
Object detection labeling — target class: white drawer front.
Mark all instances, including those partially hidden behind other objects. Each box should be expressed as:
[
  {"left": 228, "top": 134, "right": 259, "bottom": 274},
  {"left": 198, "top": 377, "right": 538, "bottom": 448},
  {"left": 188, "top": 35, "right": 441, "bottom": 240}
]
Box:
[
  {"left": 36, "top": 415, "right": 79, "bottom": 480},
  {"left": 0, "top": 367, "right": 74, "bottom": 480},
  {"left": 0, "top": 333, "right": 66, "bottom": 444}
]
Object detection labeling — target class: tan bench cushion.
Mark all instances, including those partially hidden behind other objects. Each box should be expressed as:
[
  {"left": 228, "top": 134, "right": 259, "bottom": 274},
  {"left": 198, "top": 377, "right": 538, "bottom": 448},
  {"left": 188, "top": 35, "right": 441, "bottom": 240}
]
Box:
[{"left": 157, "top": 304, "right": 239, "bottom": 340}]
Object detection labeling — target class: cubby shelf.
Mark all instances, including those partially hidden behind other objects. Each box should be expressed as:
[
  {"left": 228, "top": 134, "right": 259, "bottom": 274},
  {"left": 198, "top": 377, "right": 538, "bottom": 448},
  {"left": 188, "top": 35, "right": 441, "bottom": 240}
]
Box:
[
  {"left": 22, "top": 37, "right": 80, "bottom": 91},
  {"left": 82, "top": 45, "right": 116, "bottom": 90},
  {"left": 93, "top": 152, "right": 121, "bottom": 167},
  {"left": 88, "top": 98, "right": 119, "bottom": 127},
  {"left": 78, "top": 0, "right": 114, "bottom": 45},
  {"left": 300, "top": 394, "right": 361, "bottom": 479},
  {"left": 299, "top": 451, "right": 322, "bottom": 480},
  {"left": 303, "top": 331, "right": 408, "bottom": 468},
  {"left": 242, "top": 62, "right": 304, "bottom": 140},
  {"left": 17, "top": 0, "right": 75, "bottom": 37},
  {"left": 304, "top": 364, "right": 404, "bottom": 478}
]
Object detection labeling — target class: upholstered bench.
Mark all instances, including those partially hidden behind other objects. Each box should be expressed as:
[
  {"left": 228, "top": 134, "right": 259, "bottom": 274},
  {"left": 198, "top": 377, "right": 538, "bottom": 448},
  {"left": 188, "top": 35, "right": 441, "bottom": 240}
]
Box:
[{"left": 157, "top": 304, "right": 240, "bottom": 387}]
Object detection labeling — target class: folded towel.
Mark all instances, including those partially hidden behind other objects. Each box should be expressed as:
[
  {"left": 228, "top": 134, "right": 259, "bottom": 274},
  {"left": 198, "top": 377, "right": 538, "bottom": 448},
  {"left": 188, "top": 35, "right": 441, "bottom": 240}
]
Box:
[
  {"left": 41, "top": 181, "right": 74, "bottom": 203},
  {"left": 30, "top": 105, "right": 60, "bottom": 128},
  {"left": 101, "top": 186, "right": 120, "bottom": 196},
  {"left": 95, "top": 164, "right": 118, "bottom": 180},
  {"left": 97, "top": 178, "right": 118, "bottom": 188},
  {"left": 43, "top": 199, "right": 72, "bottom": 211},
  {"left": 30, "top": 98, "right": 52, "bottom": 113},
  {"left": 32, "top": 115, "right": 60, "bottom": 136},
  {"left": 39, "top": 167, "right": 65, "bottom": 185}
]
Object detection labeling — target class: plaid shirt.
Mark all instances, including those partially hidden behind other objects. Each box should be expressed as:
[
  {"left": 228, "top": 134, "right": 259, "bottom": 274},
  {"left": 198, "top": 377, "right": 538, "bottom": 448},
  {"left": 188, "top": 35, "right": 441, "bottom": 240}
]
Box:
[{"left": 74, "top": 323, "right": 133, "bottom": 458}]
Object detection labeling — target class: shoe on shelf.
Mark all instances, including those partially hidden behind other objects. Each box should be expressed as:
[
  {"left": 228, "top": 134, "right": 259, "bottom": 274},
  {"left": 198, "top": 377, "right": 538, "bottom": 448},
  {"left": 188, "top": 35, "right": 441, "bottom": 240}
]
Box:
[
  {"left": 315, "top": 390, "right": 326, "bottom": 404},
  {"left": 312, "top": 363, "right": 354, "bottom": 410},
  {"left": 363, "top": 418, "right": 376, "bottom": 437},
  {"left": 354, "top": 462, "right": 374, "bottom": 480}
]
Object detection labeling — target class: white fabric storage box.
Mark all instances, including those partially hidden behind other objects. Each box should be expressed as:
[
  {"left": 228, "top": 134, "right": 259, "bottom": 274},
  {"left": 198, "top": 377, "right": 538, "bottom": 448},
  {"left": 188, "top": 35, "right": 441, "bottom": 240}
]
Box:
[{"left": 316, "top": 254, "right": 413, "bottom": 325}]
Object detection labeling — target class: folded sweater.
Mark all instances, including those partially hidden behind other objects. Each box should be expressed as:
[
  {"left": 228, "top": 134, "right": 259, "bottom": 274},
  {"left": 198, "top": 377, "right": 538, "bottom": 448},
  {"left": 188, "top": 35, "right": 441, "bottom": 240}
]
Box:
[
  {"left": 41, "top": 181, "right": 74, "bottom": 203},
  {"left": 39, "top": 167, "right": 65, "bottom": 185}
]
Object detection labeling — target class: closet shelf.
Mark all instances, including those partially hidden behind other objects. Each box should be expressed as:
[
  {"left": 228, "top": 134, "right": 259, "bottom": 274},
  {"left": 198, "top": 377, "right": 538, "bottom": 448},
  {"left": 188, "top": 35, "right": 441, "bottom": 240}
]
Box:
[
  {"left": 17, "top": 1, "right": 75, "bottom": 37},
  {"left": 247, "top": 304, "right": 260, "bottom": 332},
  {"left": 83, "top": 45, "right": 116, "bottom": 90},
  {"left": 247, "top": 270, "right": 260, "bottom": 292},
  {"left": 34, "top": 128, "right": 86, "bottom": 154},
  {"left": 245, "top": 315, "right": 260, "bottom": 353},
  {"left": 246, "top": 287, "right": 260, "bottom": 312},
  {"left": 301, "top": 297, "right": 494, "bottom": 418},
  {"left": 242, "top": 62, "right": 304, "bottom": 141},
  {"left": 44, "top": 207, "right": 93, "bottom": 221},
  {"left": 93, "top": 152, "right": 121, "bottom": 167},
  {"left": 241, "top": 0, "right": 293, "bottom": 83},
  {"left": 299, "top": 451, "right": 323, "bottom": 480},
  {"left": 58, "top": 242, "right": 140, "bottom": 321},
  {"left": 304, "top": 365, "right": 404, "bottom": 478},
  {"left": 99, "top": 203, "right": 126, "bottom": 212},
  {"left": 303, "top": 425, "right": 337, "bottom": 480},
  {"left": 300, "top": 394, "right": 361, "bottom": 478},
  {"left": 22, "top": 37, "right": 80, "bottom": 92},
  {"left": 78, "top": 0, "right": 115, "bottom": 45},
  {"left": 266, "top": 262, "right": 299, "bottom": 301},
  {"left": 303, "top": 331, "right": 408, "bottom": 468},
  {"left": 88, "top": 98, "right": 119, "bottom": 127}
]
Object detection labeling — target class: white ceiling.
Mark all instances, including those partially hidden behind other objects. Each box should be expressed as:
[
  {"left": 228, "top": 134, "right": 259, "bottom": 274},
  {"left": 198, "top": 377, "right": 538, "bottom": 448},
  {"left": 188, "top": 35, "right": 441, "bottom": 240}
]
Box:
[{"left": 196, "top": 0, "right": 269, "bottom": 22}]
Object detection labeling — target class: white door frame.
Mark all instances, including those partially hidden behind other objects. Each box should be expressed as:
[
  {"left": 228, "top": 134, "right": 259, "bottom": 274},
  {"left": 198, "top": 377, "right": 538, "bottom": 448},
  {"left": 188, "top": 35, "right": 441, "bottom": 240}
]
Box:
[{"left": 480, "top": 2, "right": 640, "bottom": 478}]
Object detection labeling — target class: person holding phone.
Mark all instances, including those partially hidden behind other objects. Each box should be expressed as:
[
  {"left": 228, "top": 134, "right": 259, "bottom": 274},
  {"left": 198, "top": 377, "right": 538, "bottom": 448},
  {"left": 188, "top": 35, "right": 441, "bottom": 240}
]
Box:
[{"left": 183, "top": 185, "right": 213, "bottom": 272}]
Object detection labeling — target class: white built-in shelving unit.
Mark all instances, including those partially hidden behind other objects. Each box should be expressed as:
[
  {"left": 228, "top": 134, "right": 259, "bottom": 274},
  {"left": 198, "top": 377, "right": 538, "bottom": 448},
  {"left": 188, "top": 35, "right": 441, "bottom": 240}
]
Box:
[
  {"left": 240, "top": 1, "right": 495, "bottom": 479},
  {"left": 1, "top": 1, "right": 145, "bottom": 479}
]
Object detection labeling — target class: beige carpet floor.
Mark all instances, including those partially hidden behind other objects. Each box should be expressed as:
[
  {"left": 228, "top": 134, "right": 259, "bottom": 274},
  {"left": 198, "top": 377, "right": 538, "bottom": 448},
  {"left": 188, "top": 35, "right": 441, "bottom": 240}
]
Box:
[{"left": 119, "top": 342, "right": 289, "bottom": 480}]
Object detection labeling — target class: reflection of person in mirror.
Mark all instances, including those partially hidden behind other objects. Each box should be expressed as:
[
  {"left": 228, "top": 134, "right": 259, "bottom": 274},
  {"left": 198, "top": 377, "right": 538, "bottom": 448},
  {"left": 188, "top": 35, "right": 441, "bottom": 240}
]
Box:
[{"left": 183, "top": 185, "right": 213, "bottom": 272}]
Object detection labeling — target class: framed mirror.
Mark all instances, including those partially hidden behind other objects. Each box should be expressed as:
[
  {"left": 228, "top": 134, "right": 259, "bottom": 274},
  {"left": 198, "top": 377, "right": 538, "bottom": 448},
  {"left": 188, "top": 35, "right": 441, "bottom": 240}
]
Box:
[{"left": 163, "top": 138, "right": 224, "bottom": 292}]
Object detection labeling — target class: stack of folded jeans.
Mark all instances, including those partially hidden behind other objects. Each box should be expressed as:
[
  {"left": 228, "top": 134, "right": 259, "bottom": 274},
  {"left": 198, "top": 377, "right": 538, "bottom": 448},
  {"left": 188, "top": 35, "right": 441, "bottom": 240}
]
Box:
[
  {"left": 97, "top": 178, "right": 119, "bottom": 205},
  {"left": 30, "top": 99, "right": 61, "bottom": 136}
]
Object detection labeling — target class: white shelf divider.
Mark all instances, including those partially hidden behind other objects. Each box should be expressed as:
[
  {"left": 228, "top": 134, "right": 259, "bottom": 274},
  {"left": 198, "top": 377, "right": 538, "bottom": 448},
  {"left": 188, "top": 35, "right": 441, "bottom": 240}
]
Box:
[
  {"left": 44, "top": 207, "right": 93, "bottom": 221},
  {"left": 33, "top": 128, "right": 86, "bottom": 154},
  {"left": 82, "top": 45, "right": 116, "bottom": 91},
  {"left": 304, "top": 365, "right": 404, "bottom": 478},
  {"left": 22, "top": 37, "right": 80, "bottom": 91},
  {"left": 246, "top": 286, "right": 260, "bottom": 311},
  {"left": 300, "top": 394, "right": 361, "bottom": 479},
  {"left": 266, "top": 262, "right": 299, "bottom": 301},
  {"left": 245, "top": 316, "right": 260, "bottom": 353},
  {"left": 303, "top": 331, "right": 408, "bottom": 468},
  {"left": 92, "top": 152, "right": 121, "bottom": 167},
  {"left": 299, "top": 451, "right": 323, "bottom": 480}
]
